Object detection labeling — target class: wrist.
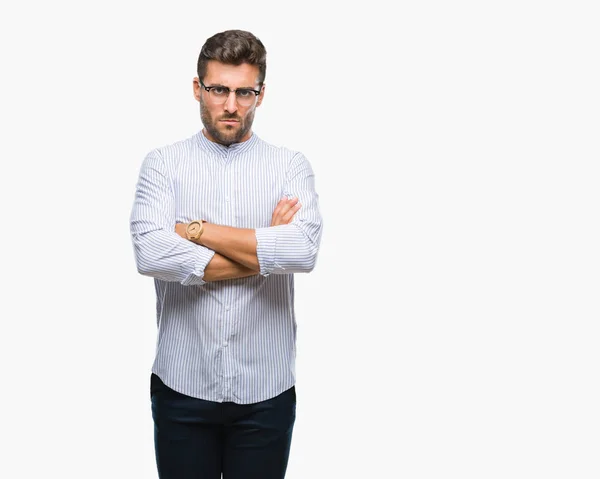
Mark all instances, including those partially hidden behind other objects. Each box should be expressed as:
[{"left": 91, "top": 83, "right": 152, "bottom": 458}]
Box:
[
  {"left": 185, "top": 220, "right": 207, "bottom": 243},
  {"left": 175, "top": 222, "right": 187, "bottom": 239}
]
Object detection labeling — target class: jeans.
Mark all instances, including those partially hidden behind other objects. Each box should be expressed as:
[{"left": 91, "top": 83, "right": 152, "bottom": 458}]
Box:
[{"left": 150, "top": 373, "right": 296, "bottom": 479}]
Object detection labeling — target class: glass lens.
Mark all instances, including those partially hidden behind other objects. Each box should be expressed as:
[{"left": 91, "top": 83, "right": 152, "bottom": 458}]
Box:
[
  {"left": 235, "top": 89, "right": 256, "bottom": 106},
  {"left": 206, "top": 87, "right": 257, "bottom": 106},
  {"left": 208, "top": 87, "right": 229, "bottom": 103}
]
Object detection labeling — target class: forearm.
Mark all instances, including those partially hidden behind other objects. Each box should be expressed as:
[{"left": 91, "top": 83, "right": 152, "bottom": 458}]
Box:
[
  {"left": 173, "top": 176, "right": 320, "bottom": 278},
  {"left": 203, "top": 252, "right": 258, "bottom": 282},
  {"left": 187, "top": 223, "right": 260, "bottom": 272},
  {"left": 131, "top": 229, "right": 215, "bottom": 285}
]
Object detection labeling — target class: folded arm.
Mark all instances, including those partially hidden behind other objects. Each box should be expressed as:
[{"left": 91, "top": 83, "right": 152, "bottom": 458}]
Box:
[
  {"left": 175, "top": 197, "right": 302, "bottom": 273},
  {"left": 176, "top": 152, "right": 323, "bottom": 277},
  {"left": 131, "top": 150, "right": 305, "bottom": 284},
  {"left": 202, "top": 253, "right": 257, "bottom": 282}
]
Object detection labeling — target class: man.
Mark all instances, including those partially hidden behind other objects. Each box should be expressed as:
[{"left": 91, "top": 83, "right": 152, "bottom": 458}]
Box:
[{"left": 129, "top": 29, "right": 322, "bottom": 479}]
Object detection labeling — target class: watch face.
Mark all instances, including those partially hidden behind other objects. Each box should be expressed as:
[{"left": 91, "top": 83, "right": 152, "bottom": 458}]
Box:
[{"left": 188, "top": 223, "right": 201, "bottom": 235}]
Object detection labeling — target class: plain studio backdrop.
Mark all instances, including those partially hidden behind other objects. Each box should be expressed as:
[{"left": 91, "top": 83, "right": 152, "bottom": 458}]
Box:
[{"left": 1, "top": 1, "right": 598, "bottom": 478}]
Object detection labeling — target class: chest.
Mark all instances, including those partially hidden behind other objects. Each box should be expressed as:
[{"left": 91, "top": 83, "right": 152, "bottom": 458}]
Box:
[{"left": 172, "top": 154, "right": 288, "bottom": 228}]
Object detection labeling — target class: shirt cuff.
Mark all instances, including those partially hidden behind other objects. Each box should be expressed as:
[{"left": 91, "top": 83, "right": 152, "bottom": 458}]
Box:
[
  {"left": 180, "top": 247, "right": 216, "bottom": 286},
  {"left": 255, "top": 226, "right": 278, "bottom": 277}
]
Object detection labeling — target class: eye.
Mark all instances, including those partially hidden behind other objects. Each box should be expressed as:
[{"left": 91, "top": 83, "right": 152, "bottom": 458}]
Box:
[
  {"left": 212, "top": 87, "right": 228, "bottom": 95},
  {"left": 236, "top": 89, "right": 253, "bottom": 97}
]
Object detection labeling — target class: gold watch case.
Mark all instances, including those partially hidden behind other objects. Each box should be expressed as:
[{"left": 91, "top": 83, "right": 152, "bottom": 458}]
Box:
[{"left": 186, "top": 220, "right": 205, "bottom": 240}]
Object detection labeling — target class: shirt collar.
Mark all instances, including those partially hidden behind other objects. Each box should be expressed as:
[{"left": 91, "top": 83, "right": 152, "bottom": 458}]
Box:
[{"left": 195, "top": 129, "right": 259, "bottom": 157}]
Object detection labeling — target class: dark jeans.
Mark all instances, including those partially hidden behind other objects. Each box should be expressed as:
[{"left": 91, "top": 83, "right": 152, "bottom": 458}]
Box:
[{"left": 150, "top": 373, "right": 296, "bottom": 479}]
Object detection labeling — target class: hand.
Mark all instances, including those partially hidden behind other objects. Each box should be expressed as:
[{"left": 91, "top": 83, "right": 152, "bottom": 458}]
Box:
[{"left": 271, "top": 196, "right": 301, "bottom": 226}]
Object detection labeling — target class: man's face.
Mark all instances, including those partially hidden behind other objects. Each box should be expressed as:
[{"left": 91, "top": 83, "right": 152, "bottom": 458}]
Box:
[{"left": 193, "top": 60, "right": 264, "bottom": 146}]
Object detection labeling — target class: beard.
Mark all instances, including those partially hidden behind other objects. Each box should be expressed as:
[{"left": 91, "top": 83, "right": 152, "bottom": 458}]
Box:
[{"left": 200, "top": 97, "right": 255, "bottom": 146}]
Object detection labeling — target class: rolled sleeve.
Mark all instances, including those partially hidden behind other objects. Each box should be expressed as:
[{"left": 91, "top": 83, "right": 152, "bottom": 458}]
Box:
[
  {"left": 255, "top": 152, "right": 323, "bottom": 276},
  {"left": 255, "top": 225, "right": 279, "bottom": 276},
  {"left": 180, "top": 249, "right": 216, "bottom": 286},
  {"left": 130, "top": 150, "right": 215, "bottom": 285}
]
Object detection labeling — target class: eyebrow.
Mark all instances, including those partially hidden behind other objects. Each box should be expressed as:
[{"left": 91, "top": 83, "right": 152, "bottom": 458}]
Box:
[{"left": 206, "top": 83, "right": 258, "bottom": 90}]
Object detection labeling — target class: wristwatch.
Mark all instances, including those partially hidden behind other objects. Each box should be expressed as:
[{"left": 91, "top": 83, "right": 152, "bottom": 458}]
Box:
[{"left": 185, "top": 220, "right": 206, "bottom": 242}]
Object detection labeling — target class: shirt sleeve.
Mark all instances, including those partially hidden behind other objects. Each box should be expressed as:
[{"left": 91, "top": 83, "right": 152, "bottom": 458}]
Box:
[
  {"left": 130, "top": 150, "right": 215, "bottom": 285},
  {"left": 255, "top": 152, "right": 323, "bottom": 276}
]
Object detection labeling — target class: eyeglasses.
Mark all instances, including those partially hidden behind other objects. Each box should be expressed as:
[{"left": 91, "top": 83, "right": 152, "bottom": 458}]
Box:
[{"left": 199, "top": 79, "right": 261, "bottom": 107}]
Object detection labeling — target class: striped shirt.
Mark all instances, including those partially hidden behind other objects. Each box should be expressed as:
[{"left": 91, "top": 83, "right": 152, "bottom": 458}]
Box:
[{"left": 130, "top": 131, "right": 322, "bottom": 404}]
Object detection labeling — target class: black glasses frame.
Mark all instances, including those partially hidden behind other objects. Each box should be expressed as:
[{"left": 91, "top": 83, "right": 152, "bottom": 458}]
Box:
[{"left": 199, "top": 79, "right": 261, "bottom": 98}]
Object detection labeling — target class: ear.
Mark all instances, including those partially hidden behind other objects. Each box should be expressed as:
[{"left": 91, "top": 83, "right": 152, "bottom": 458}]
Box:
[
  {"left": 193, "top": 77, "right": 201, "bottom": 102},
  {"left": 256, "top": 84, "right": 266, "bottom": 107}
]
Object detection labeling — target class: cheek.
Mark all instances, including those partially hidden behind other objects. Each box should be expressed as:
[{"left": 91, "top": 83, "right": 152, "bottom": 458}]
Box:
[
  {"left": 203, "top": 103, "right": 221, "bottom": 121},
  {"left": 241, "top": 107, "right": 256, "bottom": 122}
]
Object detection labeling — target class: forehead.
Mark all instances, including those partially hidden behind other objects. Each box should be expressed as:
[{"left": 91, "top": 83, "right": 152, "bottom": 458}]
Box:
[{"left": 204, "top": 60, "right": 260, "bottom": 87}]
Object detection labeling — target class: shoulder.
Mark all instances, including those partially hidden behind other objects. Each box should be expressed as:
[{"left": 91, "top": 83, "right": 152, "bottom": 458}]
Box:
[
  {"left": 142, "top": 133, "right": 201, "bottom": 173},
  {"left": 254, "top": 136, "right": 307, "bottom": 164},
  {"left": 151, "top": 133, "right": 199, "bottom": 160}
]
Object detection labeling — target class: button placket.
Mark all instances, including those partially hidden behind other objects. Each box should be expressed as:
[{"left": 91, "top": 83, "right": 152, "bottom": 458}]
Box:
[{"left": 224, "top": 158, "right": 236, "bottom": 227}]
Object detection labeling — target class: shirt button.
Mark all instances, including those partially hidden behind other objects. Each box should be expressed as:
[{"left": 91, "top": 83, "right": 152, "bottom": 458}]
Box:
[
  {"left": 225, "top": 197, "right": 230, "bottom": 202},
  {"left": 225, "top": 305, "right": 230, "bottom": 311},
  {"left": 223, "top": 342, "right": 228, "bottom": 348}
]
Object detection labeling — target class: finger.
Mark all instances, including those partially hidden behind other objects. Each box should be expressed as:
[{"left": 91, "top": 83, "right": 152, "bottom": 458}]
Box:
[
  {"left": 273, "top": 196, "right": 288, "bottom": 212},
  {"left": 282, "top": 202, "right": 301, "bottom": 223},
  {"left": 282, "top": 197, "right": 299, "bottom": 211},
  {"left": 275, "top": 197, "right": 298, "bottom": 218},
  {"left": 271, "top": 197, "right": 299, "bottom": 226},
  {"left": 271, "top": 197, "right": 288, "bottom": 220}
]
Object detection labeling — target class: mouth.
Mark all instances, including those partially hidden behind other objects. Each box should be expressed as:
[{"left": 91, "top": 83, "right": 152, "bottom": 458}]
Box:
[{"left": 220, "top": 119, "right": 240, "bottom": 125}]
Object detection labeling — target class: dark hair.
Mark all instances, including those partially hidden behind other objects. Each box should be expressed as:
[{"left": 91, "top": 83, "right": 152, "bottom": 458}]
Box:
[{"left": 197, "top": 30, "right": 267, "bottom": 85}]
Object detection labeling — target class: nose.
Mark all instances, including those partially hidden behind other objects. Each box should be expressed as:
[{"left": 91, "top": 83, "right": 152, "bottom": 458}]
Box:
[{"left": 224, "top": 91, "right": 238, "bottom": 113}]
